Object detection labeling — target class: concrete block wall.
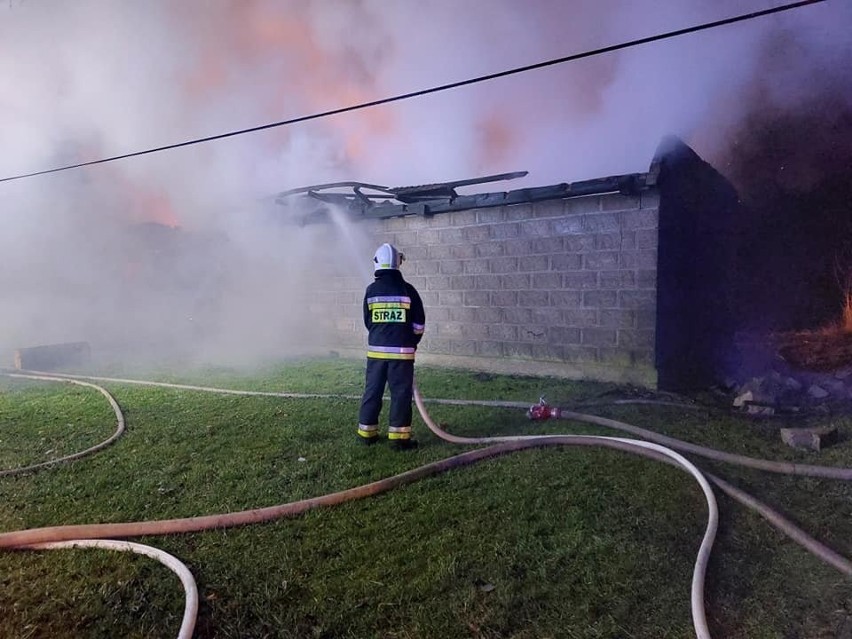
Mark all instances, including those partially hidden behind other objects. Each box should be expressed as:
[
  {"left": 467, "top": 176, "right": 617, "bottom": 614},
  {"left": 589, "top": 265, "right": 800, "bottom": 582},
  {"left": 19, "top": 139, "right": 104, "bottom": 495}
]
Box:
[{"left": 327, "top": 190, "right": 659, "bottom": 385}]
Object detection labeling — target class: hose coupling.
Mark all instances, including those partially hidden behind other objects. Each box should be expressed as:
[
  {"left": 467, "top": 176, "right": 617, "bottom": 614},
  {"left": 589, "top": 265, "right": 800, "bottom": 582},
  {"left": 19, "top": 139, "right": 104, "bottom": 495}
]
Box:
[{"left": 527, "top": 398, "right": 560, "bottom": 420}]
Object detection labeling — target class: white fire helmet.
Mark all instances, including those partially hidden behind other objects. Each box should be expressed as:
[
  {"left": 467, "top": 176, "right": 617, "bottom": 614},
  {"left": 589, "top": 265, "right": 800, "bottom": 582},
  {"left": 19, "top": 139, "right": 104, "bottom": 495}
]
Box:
[{"left": 373, "top": 243, "right": 405, "bottom": 271}]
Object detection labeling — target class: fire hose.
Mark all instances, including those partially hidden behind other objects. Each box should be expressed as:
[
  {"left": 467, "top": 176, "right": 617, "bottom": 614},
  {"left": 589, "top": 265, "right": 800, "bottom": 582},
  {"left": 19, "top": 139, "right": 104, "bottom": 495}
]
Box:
[
  {"left": 21, "top": 539, "right": 199, "bottom": 639},
  {"left": 1, "top": 372, "right": 851, "bottom": 639},
  {"left": 0, "top": 374, "right": 126, "bottom": 478}
]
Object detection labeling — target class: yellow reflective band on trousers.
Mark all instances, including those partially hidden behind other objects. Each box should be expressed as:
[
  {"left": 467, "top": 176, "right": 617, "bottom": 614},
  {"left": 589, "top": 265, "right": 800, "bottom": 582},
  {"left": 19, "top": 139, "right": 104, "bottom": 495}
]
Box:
[
  {"left": 389, "top": 426, "right": 411, "bottom": 440},
  {"left": 367, "top": 351, "right": 415, "bottom": 360}
]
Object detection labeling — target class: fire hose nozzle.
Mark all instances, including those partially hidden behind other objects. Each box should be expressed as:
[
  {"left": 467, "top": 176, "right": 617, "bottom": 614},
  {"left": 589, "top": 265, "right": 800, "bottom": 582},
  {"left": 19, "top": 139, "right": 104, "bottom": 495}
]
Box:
[{"left": 527, "top": 400, "right": 560, "bottom": 421}]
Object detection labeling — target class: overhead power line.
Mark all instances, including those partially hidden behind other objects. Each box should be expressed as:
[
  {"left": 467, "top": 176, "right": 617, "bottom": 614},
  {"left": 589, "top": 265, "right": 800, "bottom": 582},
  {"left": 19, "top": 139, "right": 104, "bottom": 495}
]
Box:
[{"left": 0, "top": 0, "right": 826, "bottom": 184}]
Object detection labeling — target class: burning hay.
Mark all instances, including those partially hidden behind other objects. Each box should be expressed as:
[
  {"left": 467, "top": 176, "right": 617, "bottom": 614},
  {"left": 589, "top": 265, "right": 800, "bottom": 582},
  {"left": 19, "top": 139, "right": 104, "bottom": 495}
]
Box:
[
  {"left": 843, "top": 291, "right": 852, "bottom": 333},
  {"left": 776, "top": 260, "right": 852, "bottom": 372},
  {"left": 776, "top": 329, "right": 852, "bottom": 372}
]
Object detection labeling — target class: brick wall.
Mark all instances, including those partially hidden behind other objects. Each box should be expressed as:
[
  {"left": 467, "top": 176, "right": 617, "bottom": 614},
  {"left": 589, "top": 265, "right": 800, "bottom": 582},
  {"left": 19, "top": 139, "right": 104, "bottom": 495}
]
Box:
[{"left": 326, "top": 189, "right": 659, "bottom": 385}]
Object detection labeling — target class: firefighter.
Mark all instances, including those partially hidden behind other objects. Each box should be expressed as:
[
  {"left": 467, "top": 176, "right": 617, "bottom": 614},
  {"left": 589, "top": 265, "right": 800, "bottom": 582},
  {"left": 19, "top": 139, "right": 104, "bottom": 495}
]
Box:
[{"left": 357, "top": 243, "right": 425, "bottom": 450}]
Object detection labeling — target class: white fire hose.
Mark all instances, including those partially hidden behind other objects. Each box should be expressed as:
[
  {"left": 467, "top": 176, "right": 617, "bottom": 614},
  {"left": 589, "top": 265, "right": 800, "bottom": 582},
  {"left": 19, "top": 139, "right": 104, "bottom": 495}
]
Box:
[
  {"left": 1, "top": 370, "right": 851, "bottom": 639},
  {"left": 22, "top": 539, "right": 198, "bottom": 639}
]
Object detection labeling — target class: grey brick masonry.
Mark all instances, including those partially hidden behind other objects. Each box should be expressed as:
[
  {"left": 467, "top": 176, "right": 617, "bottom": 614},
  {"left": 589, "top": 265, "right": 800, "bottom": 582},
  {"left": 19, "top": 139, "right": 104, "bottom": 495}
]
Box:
[{"left": 327, "top": 190, "right": 659, "bottom": 385}]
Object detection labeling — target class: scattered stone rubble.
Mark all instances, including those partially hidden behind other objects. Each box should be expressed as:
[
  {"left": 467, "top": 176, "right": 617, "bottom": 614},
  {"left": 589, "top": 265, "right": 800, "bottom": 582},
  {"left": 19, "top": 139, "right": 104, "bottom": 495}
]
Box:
[
  {"left": 727, "top": 367, "right": 850, "bottom": 452},
  {"left": 729, "top": 366, "right": 852, "bottom": 412},
  {"left": 779, "top": 425, "right": 839, "bottom": 452}
]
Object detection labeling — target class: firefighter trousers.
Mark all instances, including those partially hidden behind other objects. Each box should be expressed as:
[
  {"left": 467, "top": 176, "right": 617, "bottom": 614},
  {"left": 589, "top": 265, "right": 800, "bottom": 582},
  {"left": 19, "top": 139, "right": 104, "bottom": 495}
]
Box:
[{"left": 358, "top": 359, "right": 414, "bottom": 439}]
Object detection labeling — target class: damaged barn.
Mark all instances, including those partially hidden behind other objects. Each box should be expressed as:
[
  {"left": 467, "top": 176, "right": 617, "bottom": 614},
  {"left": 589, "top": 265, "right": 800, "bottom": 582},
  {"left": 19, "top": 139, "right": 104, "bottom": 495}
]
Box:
[{"left": 278, "top": 134, "right": 852, "bottom": 397}]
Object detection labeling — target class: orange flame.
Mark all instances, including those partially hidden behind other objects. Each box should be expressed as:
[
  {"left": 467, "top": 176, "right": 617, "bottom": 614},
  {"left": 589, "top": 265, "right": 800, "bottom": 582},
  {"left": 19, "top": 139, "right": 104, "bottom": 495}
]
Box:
[
  {"left": 141, "top": 192, "right": 180, "bottom": 228},
  {"left": 175, "top": 1, "right": 395, "bottom": 168},
  {"left": 843, "top": 291, "right": 852, "bottom": 333},
  {"left": 477, "top": 111, "right": 517, "bottom": 171}
]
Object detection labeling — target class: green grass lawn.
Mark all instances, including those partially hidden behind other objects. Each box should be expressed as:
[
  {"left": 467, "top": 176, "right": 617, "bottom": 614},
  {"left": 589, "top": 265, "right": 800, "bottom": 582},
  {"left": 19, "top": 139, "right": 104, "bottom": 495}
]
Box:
[{"left": 0, "top": 359, "right": 850, "bottom": 638}]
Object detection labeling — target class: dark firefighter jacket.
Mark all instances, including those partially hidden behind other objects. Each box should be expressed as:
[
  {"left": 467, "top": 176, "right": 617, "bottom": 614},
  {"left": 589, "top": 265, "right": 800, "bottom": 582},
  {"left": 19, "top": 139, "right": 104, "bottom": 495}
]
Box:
[{"left": 363, "top": 269, "right": 425, "bottom": 360}]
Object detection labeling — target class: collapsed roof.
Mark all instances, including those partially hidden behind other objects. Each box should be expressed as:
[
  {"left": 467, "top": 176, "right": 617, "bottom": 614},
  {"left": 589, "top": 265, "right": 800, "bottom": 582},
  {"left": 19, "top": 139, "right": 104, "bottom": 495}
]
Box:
[{"left": 273, "top": 169, "right": 655, "bottom": 224}]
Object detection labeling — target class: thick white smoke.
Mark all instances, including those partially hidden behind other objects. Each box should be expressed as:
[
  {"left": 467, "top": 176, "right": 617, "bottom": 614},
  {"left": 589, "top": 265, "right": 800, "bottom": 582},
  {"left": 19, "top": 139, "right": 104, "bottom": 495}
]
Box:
[{"left": 0, "top": 0, "right": 847, "bottom": 368}]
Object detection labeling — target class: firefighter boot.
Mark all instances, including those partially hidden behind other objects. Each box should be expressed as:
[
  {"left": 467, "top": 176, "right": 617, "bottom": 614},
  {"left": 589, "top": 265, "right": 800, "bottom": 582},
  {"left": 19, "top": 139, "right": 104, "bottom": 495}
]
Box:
[{"left": 389, "top": 438, "right": 418, "bottom": 451}]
